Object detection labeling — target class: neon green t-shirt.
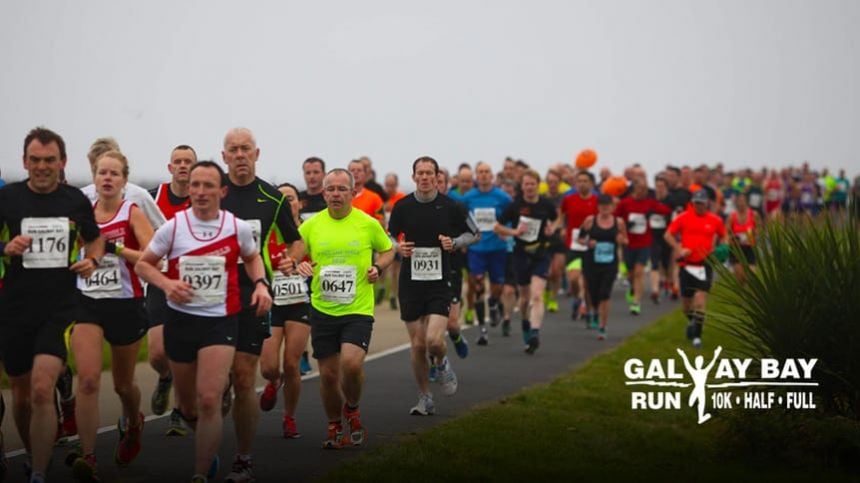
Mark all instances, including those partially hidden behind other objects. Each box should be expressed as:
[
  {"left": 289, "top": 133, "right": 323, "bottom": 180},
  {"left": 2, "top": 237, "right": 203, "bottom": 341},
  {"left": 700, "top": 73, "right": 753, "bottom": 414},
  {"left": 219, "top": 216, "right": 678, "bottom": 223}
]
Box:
[{"left": 299, "top": 208, "right": 392, "bottom": 317}]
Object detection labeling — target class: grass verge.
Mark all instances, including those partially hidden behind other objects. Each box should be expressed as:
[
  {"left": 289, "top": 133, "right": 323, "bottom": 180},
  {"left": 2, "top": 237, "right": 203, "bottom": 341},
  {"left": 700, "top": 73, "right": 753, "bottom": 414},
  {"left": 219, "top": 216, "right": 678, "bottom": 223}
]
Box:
[{"left": 320, "top": 308, "right": 854, "bottom": 482}]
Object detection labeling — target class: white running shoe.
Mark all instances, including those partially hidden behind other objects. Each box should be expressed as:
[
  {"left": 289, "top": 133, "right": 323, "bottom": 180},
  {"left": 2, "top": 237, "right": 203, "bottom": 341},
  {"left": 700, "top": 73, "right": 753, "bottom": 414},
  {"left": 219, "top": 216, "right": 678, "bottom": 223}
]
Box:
[
  {"left": 409, "top": 393, "right": 435, "bottom": 416},
  {"left": 439, "top": 358, "right": 458, "bottom": 396}
]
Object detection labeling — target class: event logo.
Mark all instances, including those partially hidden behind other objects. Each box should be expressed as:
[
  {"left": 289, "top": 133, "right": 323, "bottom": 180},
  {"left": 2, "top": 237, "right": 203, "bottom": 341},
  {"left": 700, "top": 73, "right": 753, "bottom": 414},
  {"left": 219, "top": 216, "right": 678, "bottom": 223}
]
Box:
[{"left": 624, "top": 347, "right": 818, "bottom": 424}]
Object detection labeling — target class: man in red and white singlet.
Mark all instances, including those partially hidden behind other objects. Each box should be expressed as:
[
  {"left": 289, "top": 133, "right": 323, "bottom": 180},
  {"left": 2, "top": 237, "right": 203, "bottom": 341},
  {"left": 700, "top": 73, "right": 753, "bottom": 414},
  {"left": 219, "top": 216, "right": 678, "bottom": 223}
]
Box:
[{"left": 136, "top": 161, "right": 272, "bottom": 482}]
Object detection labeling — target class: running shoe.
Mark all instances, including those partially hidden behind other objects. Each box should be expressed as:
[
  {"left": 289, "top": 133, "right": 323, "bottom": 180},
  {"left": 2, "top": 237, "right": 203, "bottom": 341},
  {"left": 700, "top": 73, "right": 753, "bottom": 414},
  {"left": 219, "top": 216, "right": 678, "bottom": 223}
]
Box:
[
  {"left": 692, "top": 337, "right": 702, "bottom": 349},
  {"left": 342, "top": 404, "right": 366, "bottom": 446},
  {"left": 389, "top": 297, "right": 398, "bottom": 310},
  {"left": 165, "top": 408, "right": 188, "bottom": 437},
  {"left": 521, "top": 320, "right": 531, "bottom": 345},
  {"left": 72, "top": 454, "right": 100, "bottom": 483},
  {"left": 299, "top": 351, "right": 312, "bottom": 375},
  {"left": 59, "top": 396, "right": 77, "bottom": 437},
  {"left": 452, "top": 333, "right": 470, "bottom": 358},
  {"left": 589, "top": 314, "right": 599, "bottom": 330},
  {"left": 476, "top": 328, "right": 488, "bottom": 346},
  {"left": 259, "top": 381, "right": 279, "bottom": 412},
  {"left": 525, "top": 335, "right": 540, "bottom": 355},
  {"left": 322, "top": 422, "right": 344, "bottom": 449},
  {"left": 570, "top": 298, "right": 582, "bottom": 320},
  {"left": 501, "top": 319, "right": 511, "bottom": 337},
  {"left": 650, "top": 293, "right": 660, "bottom": 305},
  {"left": 546, "top": 297, "right": 559, "bottom": 313},
  {"left": 115, "top": 412, "right": 144, "bottom": 466},
  {"left": 428, "top": 363, "right": 438, "bottom": 383},
  {"left": 625, "top": 289, "right": 635, "bottom": 305},
  {"left": 409, "top": 393, "right": 435, "bottom": 416},
  {"left": 151, "top": 373, "right": 173, "bottom": 416},
  {"left": 224, "top": 455, "right": 255, "bottom": 483},
  {"left": 630, "top": 303, "right": 641, "bottom": 316},
  {"left": 464, "top": 308, "right": 475, "bottom": 325},
  {"left": 439, "top": 358, "right": 458, "bottom": 396},
  {"left": 222, "top": 375, "right": 233, "bottom": 417},
  {"left": 282, "top": 414, "right": 301, "bottom": 439},
  {"left": 597, "top": 327, "right": 606, "bottom": 340}
]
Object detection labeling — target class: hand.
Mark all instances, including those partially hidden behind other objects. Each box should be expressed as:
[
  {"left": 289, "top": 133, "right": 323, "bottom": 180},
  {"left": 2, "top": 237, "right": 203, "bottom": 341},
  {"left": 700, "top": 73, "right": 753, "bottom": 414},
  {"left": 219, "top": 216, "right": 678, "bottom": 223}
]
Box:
[
  {"left": 277, "top": 253, "right": 296, "bottom": 275},
  {"left": 165, "top": 279, "right": 194, "bottom": 304},
  {"left": 251, "top": 284, "right": 273, "bottom": 316},
  {"left": 543, "top": 223, "right": 554, "bottom": 236},
  {"left": 438, "top": 235, "right": 454, "bottom": 252},
  {"left": 70, "top": 257, "right": 98, "bottom": 279},
  {"left": 515, "top": 224, "right": 527, "bottom": 236},
  {"left": 398, "top": 241, "right": 415, "bottom": 258},
  {"left": 367, "top": 265, "right": 381, "bottom": 283},
  {"left": 588, "top": 239, "right": 596, "bottom": 249},
  {"left": 679, "top": 247, "right": 692, "bottom": 258},
  {"left": 3, "top": 235, "right": 32, "bottom": 256},
  {"left": 296, "top": 261, "right": 315, "bottom": 278}
]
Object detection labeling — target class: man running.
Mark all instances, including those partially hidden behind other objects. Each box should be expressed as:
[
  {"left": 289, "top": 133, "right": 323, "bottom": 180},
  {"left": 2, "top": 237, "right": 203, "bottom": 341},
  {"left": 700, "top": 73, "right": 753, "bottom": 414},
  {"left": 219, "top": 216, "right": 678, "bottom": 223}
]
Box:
[
  {"left": 381, "top": 173, "right": 407, "bottom": 310},
  {"left": 559, "top": 170, "right": 598, "bottom": 325},
  {"left": 219, "top": 127, "right": 302, "bottom": 482},
  {"left": 461, "top": 162, "right": 512, "bottom": 345},
  {"left": 136, "top": 161, "right": 272, "bottom": 483},
  {"left": 435, "top": 170, "right": 471, "bottom": 359},
  {"left": 299, "top": 157, "right": 327, "bottom": 221},
  {"left": 664, "top": 190, "right": 727, "bottom": 348},
  {"left": 0, "top": 127, "right": 104, "bottom": 483},
  {"left": 348, "top": 159, "right": 384, "bottom": 223},
  {"left": 389, "top": 157, "right": 478, "bottom": 415},
  {"left": 147, "top": 145, "right": 194, "bottom": 436},
  {"left": 295, "top": 168, "right": 394, "bottom": 449},
  {"left": 494, "top": 170, "right": 559, "bottom": 354}
]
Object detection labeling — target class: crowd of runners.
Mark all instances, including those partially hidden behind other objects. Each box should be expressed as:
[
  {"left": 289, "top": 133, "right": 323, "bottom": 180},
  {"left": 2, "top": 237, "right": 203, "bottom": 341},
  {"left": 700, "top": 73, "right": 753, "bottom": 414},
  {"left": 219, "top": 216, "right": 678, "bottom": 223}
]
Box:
[{"left": 0, "top": 128, "right": 857, "bottom": 482}]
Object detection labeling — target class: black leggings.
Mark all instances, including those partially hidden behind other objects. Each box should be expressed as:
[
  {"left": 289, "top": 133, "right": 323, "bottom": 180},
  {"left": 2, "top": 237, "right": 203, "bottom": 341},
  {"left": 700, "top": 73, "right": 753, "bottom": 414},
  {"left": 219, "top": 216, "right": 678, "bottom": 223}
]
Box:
[{"left": 584, "top": 264, "right": 618, "bottom": 304}]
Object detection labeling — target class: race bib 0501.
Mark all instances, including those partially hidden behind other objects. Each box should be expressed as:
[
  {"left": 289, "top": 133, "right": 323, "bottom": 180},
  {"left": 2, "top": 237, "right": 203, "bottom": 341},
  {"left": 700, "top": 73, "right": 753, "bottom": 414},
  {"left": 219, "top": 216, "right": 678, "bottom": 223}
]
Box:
[{"left": 272, "top": 273, "right": 309, "bottom": 306}]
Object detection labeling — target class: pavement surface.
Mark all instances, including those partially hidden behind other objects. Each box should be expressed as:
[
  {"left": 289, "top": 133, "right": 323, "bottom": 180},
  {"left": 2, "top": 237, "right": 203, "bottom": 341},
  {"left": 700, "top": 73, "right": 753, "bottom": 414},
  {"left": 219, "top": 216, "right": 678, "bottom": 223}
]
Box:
[{"left": 2, "top": 284, "right": 678, "bottom": 482}]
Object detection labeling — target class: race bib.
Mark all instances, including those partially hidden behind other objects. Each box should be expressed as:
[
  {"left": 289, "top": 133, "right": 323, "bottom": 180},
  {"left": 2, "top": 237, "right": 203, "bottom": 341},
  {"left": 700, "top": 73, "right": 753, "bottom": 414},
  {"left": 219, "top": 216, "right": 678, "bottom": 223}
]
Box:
[
  {"left": 272, "top": 273, "right": 309, "bottom": 306},
  {"left": 648, "top": 214, "right": 666, "bottom": 230},
  {"left": 685, "top": 265, "right": 707, "bottom": 281},
  {"left": 767, "top": 190, "right": 780, "bottom": 201},
  {"left": 517, "top": 216, "right": 541, "bottom": 243},
  {"left": 473, "top": 208, "right": 497, "bottom": 232},
  {"left": 319, "top": 265, "right": 357, "bottom": 304},
  {"left": 179, "top": 256, "right": 227, "bottom": 305},
  {"left": 628, "top": 213, "right": 647, "bottom": 235},
  {"left": 594, "top": 241, "right": 615, "bottom": 264},
  {"left": 801, "top": 192, "right": 813, "bottom": 204},
  {"left": 569, "top": 228, "right": 588, "bottom": 251},
  {"left": 21, "top": 217, "right": 70, "bottom": 268},
  {"left": 411, "top": 247, "right": 442, "bottom": 281},
  {"left": 737, "top": 232, "right": 750, "bottom": 245},
  {"left": 81, "top": 254, "right": 122, "bottom": 298},
  {"left": 749, "top": 193, "right": 763, "bottom": 208}
]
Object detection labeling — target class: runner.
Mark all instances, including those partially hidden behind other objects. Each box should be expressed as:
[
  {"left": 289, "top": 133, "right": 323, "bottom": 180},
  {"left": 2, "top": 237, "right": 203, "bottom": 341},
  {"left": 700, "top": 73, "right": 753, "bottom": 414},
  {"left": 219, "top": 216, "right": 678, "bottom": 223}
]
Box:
[
  {"left": 542, "top": 169, "right": 567, "bottom": 313},
  {"left": 578, "top": 194, "right": 628, "bottom": 340},
  {"left": 219, "top": 127, "right": 302, "bottom": 482},
  {"left": 648, "top": 176, "right": 672, "bottom": 303},
  {"left": 258, "top": 182, "right": 312, "bottom": 439},
  {"left": 380, "top": 173, "right": 407, "bottom": 310},
  {"left": 70, "top": 150, "right": 153, "bottom": 480},
  {"left": 448, "top": 164, "right": 475, "bottom": 324},
  {"left": 614, "top": 179, "right": 671, "bottom": 315},
  {"left": 494, "top": 170, "right": 559, "bottom": 354},
  {"left": 461, "top": 162, "right": 512, "bottom": 345},
  {"left": 294, "top": 168, "right": 394, "bottom": 449},
  {"left": 661, "top": 166, "right": 692, "bottom": 300},
  {"left": 497, "top": 179, "right": 520, "bottom": 337},
  {"left": 435, "top": 170, "right": 471, "bottom": 358},
  {"left": 135, "top": 161, "right": 272, "bottom": 482},
  {"left": 559, "top": 170, "right": 599, "bottom": 325},
  {"left": 0, "top": 127, "right": 104, "bottom": 483},
  {"left": 727, "top": 191, "right": 760, "bottom": 284},
  {"left": 299, "top": 157, "right": 327, "bottom": 221},
  {"left": 348, "top": 159, "right": 384, "bottom": 223},
  {"left": 664, "top": 190, "right": 728, "bottom": 348},
  {"left": 388, "top": 157, "right": 478, "bottom": 414},
  {"left": 147, "top": 145, "right": 194, "bottom": 436}
]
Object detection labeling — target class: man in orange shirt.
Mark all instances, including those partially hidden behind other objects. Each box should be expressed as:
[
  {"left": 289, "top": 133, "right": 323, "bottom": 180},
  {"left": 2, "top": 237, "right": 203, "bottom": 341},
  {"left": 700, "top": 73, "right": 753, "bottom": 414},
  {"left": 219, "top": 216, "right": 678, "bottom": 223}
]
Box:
[{"left": 349, "top": 159, "right": 384, "bottom": 222}]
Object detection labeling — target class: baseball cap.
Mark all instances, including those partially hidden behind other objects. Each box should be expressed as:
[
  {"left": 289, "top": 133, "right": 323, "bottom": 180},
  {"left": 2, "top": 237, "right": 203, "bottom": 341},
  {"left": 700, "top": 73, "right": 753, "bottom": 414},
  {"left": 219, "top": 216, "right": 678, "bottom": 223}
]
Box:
[{"left": 691, "top": 190, "right": 709, "bottom": 204}]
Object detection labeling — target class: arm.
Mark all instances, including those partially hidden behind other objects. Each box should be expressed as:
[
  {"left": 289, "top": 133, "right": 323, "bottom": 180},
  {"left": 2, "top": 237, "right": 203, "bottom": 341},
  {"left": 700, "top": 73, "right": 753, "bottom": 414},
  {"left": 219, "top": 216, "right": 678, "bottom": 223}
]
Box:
[
  {"left": 616, "top": 218, "right": 629, "bottom": 246},
  {"left": 135, "top": 248, "right": 194, "bottom": 304},
  {"left": 368, "top": 248, "right": 394, "bottom": 283},
  {"left": 70, "top": 235, "right": 105, "bottom": 278},
  {"left": 113, "top": 205, "right": 154, "bottom": 265}
]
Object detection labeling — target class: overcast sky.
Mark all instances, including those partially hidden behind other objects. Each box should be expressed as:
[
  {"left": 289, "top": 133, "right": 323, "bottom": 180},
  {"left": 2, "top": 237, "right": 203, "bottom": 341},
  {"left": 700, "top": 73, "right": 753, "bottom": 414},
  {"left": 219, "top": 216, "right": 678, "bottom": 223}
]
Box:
[{"left": 1, "top": 0, "right": 857, "bottom": 188}]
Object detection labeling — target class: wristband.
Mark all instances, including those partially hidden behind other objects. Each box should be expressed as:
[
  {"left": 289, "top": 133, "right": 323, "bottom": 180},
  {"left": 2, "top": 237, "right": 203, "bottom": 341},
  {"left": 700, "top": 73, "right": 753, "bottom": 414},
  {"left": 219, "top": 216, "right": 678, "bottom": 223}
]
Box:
[
  {"left": 105, "top": 241, "right": 117, "bottom": 254},
  {"left": 372, "top": 263, "right": 384, "bottom": 275}
]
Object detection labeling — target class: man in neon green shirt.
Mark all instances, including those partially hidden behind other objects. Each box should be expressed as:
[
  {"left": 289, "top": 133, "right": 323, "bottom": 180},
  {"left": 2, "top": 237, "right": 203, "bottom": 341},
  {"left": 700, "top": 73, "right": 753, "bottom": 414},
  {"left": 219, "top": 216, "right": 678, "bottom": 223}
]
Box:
[{"left": 296, "top": 168, "right": 393, "bottom": 450}]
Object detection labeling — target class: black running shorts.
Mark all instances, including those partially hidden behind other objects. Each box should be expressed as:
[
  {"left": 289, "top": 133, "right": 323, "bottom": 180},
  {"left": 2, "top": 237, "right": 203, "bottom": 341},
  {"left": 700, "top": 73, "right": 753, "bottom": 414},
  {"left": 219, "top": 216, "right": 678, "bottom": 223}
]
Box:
[
  {"left": 75, "top": 295, "right": 148, "bottom": 346},
  {"left": 309, "top": 307, "right": 373, "bottom": 360},
  {"left": 164, "top": 308, "right": 238, "bottom": 363}
]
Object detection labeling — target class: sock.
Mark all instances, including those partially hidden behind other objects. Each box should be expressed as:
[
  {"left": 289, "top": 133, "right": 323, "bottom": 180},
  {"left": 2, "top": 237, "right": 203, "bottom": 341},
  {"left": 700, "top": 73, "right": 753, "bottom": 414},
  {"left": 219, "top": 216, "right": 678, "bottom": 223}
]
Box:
[
  {"left": 346, "top": 403, "right": 359, "bottom": 412},
  {"left": 521, "top": 319, "right": 531, "bottom": 332},
  {"left": 476, "top": 301, "right": 486, "bottom": 325},
  {"left": 488, "top": 297, "right": 499, "bottom": 311},
  {"left": 530, "top": 328, "right": 540, "bottom": 337},
  {"left": 449, "top": 331, "right": 462, "bottom": 343}
]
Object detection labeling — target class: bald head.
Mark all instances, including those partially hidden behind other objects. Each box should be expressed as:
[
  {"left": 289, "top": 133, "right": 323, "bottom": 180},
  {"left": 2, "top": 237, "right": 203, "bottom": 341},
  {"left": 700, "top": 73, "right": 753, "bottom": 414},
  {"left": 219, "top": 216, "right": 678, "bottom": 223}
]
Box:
[
  {"left": 223, "top": 127, "right": 257, "bottom": 149},
  {"left": 222, "top": 127, "right": 260, "bottom": 186}
]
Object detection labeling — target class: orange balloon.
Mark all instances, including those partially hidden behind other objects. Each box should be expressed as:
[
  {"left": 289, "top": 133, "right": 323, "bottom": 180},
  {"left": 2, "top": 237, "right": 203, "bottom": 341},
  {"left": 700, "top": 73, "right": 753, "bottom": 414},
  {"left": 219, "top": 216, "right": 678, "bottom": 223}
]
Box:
[
  {"left": 601, "top": 176, "right": 628, "bottom": 197},
  {"left": 575, "top": 149, "right": 598, "bottom": 169}
]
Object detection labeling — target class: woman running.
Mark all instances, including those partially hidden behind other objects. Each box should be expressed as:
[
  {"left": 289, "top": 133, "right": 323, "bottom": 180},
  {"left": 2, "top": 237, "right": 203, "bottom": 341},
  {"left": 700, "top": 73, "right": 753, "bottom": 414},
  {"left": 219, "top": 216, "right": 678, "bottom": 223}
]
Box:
[
  {"left": 72, "top": 151, "right": 153, "bottom": 481},
  {"left": 728, "top": 191, "right": 760, "bottom": 283},
  {"left": 258, "top": 182, "right": 312, "bottom": 438},
  {"left": 578, "top": 194, "right": 628, "bottom": 340}
]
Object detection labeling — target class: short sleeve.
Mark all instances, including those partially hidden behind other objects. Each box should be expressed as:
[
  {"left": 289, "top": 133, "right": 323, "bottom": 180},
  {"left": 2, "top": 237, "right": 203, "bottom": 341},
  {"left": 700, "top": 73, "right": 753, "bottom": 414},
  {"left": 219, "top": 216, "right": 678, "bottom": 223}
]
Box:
[
  {"left": 370, "top": 218, "right": 393, "bottom": 252},
  {"left": 236, "top": 218, "right": 258, "bottom": 257},
  {"left": 147, "top": 219, "right": 176, "bottom": 258},
  {"left": 72, "top": 190, "right": 101, "bottom": 243}
]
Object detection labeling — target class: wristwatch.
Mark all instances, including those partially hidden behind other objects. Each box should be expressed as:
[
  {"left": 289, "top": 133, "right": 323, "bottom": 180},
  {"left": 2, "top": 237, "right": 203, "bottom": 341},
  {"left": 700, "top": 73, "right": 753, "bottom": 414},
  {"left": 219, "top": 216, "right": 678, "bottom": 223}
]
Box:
[
  {"left": 114, "top": 241, "right": 125, "bottom": 255},
  {"left": 254, "top": 278, "right": 271, "bottom": 290}
]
